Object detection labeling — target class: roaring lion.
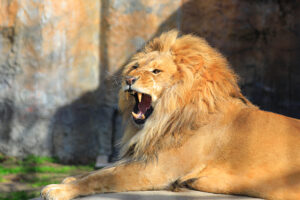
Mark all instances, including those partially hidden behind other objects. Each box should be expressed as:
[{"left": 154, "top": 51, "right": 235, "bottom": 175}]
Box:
[{"left": 41, "top": 30, "right": 300, "bottom": 200}]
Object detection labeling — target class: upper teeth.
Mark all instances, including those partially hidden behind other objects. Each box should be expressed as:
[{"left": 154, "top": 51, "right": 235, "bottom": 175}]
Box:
[
  {"left": 138, "top": 93, "right": 142, "bottom": 102},
  {"left": 125, "top": 91, "right": 144, "bottom": 102}
]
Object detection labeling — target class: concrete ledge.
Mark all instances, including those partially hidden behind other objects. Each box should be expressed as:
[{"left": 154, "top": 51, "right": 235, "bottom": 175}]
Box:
[{"left": 34, "top": 190, "right": 262, "bottom": 200}]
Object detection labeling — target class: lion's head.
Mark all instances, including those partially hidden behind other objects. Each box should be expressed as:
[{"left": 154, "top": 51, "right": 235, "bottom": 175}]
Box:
[
  {"left": 119, "top": 30, "right": 251, "bottom": 160},
  {"left": 120, "top": 36, "right": 179, "bottom": 125}
]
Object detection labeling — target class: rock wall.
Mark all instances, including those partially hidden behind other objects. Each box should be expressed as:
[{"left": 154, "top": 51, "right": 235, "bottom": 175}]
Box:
[
  {"left": 0, "top": 0, "right": 100, "bottom": 161},
  {"left": 0, "top": 0, "right": 299, "bottom": 163}
]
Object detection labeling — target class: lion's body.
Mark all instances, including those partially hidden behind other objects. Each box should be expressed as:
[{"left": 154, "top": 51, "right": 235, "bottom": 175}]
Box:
[
  {"left": 177, "top": 108, "right": 300, "bottom": 199},
  {"left": 42, "top": 31, "right": 300, "bottom": 200}
]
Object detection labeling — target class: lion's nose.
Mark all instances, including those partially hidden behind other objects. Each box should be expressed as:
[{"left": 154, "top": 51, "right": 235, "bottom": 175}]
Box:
[{"left": 125, "top": 76, "right": 138, "bottom": 85}]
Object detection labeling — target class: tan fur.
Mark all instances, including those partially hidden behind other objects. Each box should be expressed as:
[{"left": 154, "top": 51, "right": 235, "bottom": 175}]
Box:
[{"left": 41, "top": 30, "right": 300, "bottom": 200}]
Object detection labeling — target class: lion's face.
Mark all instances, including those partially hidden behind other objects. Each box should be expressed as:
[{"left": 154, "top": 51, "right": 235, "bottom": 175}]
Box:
[{"left": 122, "top": 51, "right": 178, "bottom": 125}]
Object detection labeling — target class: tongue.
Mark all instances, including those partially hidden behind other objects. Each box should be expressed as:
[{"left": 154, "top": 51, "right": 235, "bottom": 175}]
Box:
[{"left": 138, "top": 94, "right": 151, "bottom": 114}]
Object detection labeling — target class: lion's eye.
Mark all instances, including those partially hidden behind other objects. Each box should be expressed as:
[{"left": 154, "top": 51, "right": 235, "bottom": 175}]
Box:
[
  {"left": 132, "top": 64, "right": 139, "bottom": 69},
  {"left": 152, "top": 69, "right": 161, "bottom": 74}
]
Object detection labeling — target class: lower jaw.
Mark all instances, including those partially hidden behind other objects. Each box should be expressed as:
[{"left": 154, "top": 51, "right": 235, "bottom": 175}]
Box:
[
  {"left": 132, "top": 106, "right": 154, "bottom": 125},
  {"left": 133, "top": 118, "right": 146, "bottom": 125}
]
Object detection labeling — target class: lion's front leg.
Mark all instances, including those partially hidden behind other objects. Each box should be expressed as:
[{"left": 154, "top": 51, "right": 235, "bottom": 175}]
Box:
[
  {"left": 41, "top": 160, "right": 176, "bottom": 200},
  {"left": 41, "top": 183, "right": 79, "bottom": 200}
]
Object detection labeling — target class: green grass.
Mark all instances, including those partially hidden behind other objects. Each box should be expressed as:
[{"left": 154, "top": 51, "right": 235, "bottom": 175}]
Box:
[
  {"left": 0, "top": 177, "right": 6, "bottom": 183},
  {"left": 22, "top": 155, "right": 59, "bottom": 164},
  {"left": 0, "top": 155, "right": 94, "bottom": 200},
  {"left": 0, "top": 154, "right": 4, "bottom": 162},
  {"left": 30, "top": 165, "right": 77, "bottom": 173},
  {"left": 0, "top": 191, "right": 38, "bottom": 200},
  {"left": 0, "top": 165, "right": 80, "bottom": 175},
  {"left": 0, "top": 159, "right": 93, "bottom": 176},
  {"left": 0, "top": 166, "right": 24, "bottom": 175},
  {"left": 24, "top": 175, "right": 60, "bottom": 187},
  {"left": 2, "top": 165, "right": 92, "bottom": 175}
]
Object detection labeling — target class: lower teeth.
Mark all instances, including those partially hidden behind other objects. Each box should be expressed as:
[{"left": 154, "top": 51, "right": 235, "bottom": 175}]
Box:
[{"left": 132, "top": 112, "right": 145, "bottom": 120}]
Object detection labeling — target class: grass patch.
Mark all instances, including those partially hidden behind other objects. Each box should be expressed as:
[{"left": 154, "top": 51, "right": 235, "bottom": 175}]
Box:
[
  {"left": 23, "top": 155, "right": 59, "bottom": 165},
  {"left": 0, "top": 165, "right": 77, "bottom": 175},
  {"left": 0, "top": 154, "right": 4, "bottom": 162},
  {"left": 0, "top": 166, "right": 24, "bottom": 175},
  {"left": 0, "top": 191, "right": 38, "bottom": 200},
  {"left": 26, "top": 175, "right": 60, "bottom": 188},
  {"left": 0, "top": 155, "right": 94, "bottom": 199},
  {"left": 0, "top": 177, "right": 6, "bottom": 183},
  {"left": 0, "top": 163, "right": 92, "bottom": 175}
]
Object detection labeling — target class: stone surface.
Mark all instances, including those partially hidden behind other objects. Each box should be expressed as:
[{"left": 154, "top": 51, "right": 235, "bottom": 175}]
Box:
[
  {"left": 0, "top": 0, "right": 299, "bottom": 163},
  {"left": 0, "top": 0, "right": 100, "bottom": 161},
  {"left": 32, "top": 190, "right": 262, "bottom": 200}
]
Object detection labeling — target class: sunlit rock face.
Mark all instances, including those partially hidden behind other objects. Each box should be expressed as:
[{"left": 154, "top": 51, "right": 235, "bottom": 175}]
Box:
[
  {"left": 0, "top": 0, "right": 299, "bottom": 163},
  {"left": 0, "top": 0, "right": 100, "bottom": 162}
]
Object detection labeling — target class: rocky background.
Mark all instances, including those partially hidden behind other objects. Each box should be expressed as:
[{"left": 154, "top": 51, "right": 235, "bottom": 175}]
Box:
[{"left": 0, "top": 0, "right": 299, "bottom": 163}]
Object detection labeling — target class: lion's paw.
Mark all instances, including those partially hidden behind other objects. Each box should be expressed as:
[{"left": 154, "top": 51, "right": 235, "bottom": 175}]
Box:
[{"left": 41, "top": 184, "right": 76, "bottom": 200}]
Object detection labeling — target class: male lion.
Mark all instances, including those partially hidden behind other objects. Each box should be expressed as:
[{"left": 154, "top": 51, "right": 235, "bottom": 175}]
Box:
[{"left": 41, "top": 31, "right": 300, "bottom": 200}]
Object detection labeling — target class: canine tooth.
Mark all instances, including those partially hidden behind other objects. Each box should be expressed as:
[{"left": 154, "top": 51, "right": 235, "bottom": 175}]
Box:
[
  {"left": 132, "top": 112, "right": 139, "bottom": 119},
  {"left": 131, "top": 112, "right": 146, "bottom": 120},
  {"left": 138, "top": 93, "right": 142, "bottom": 102},
  {"left": 126, "top": 92, "right": 129, "bottom": 100}
]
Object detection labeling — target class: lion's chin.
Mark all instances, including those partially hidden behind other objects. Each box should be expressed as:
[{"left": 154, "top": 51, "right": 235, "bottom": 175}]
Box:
[{"left": 125, "top": 90, "right": 154, "bottom": 125}]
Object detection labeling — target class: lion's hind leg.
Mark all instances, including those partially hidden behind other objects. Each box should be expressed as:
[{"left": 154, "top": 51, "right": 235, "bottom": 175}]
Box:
[
  {"left": 172, "top": 166, "right": 238, "bottom": 195},
  {"left": 169, "top": 164, "right": 206, "bottom": 192}
]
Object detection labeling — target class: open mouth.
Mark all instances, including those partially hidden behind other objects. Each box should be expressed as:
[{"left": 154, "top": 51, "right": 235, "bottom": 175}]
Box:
[{"left": 126, "top": 90, "right": 154, "bottom": 125}]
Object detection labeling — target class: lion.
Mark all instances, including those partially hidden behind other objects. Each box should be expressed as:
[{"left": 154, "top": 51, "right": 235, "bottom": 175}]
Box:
[{"left": 41, "top": 30, "right": 300, "bottom": 200}]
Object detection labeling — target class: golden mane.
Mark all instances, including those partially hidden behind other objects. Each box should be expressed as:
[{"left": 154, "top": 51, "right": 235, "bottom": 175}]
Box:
[{"left": 119, "top": 30, "right": 253, "bottom": 161}]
